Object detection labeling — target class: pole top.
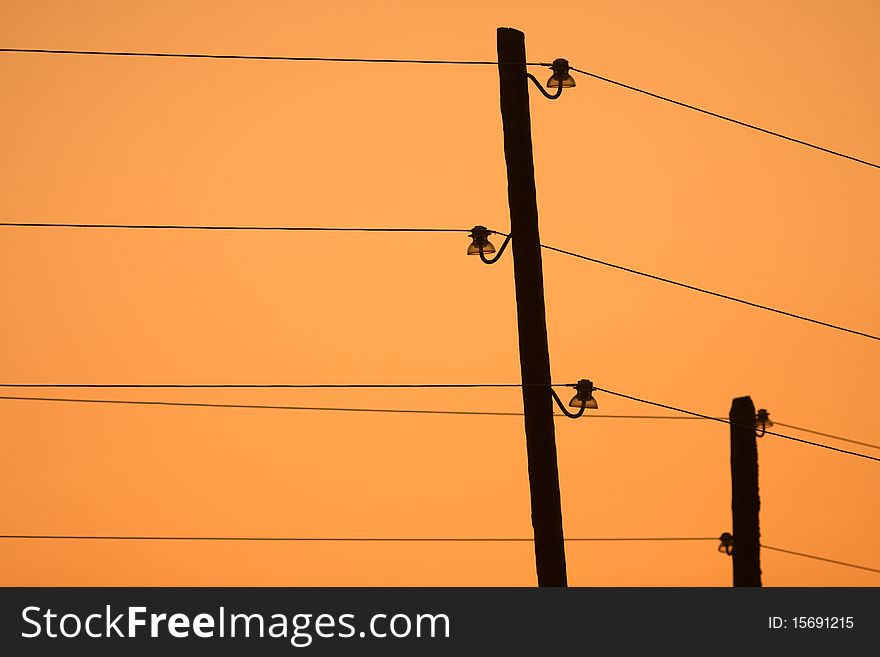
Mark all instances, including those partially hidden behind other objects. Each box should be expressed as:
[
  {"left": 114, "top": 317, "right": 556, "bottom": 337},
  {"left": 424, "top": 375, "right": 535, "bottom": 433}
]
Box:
[{"left": 730, "top": 396, "right": 756, "bottom": 416}]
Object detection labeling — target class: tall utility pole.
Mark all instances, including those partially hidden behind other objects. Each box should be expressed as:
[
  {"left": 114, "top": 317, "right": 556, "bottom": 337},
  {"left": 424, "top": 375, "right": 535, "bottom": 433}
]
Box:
[
  {"left": 729, "top": 396, "right": 762, "bottom": 586},
  {"left": 496, "top": 27, "right": 567, "bottom": 587}
]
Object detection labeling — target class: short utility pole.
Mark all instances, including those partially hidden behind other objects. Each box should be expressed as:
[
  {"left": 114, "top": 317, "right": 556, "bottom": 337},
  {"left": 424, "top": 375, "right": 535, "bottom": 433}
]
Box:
[
  {"left": 729, "top": 396, "right": 762, "bottom": 586},
  {"left": 496, "top": 27, "right": 567, "bottom": 587}
]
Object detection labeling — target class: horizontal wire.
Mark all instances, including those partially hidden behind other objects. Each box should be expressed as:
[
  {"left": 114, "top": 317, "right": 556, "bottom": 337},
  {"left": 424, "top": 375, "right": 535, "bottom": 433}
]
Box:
[
  {"left": 0, "top": 47, "right": 549, "bottom": 67},
  {"left": 773, "top": 421, "right": 880, "bottom": 451},
  {"left": 3, "top": 395, "right": 876, "bottom": 460},
  {"left": 0, "top": 223, "right": 468, "bottom": 233},
  {"left": 3, "top": 222, "right": 877, "bottom": 342},
  {"left": 0, "top": 395, "right": 701, "bottom": 420},
  {"left": 539, "top": 242, "right": 880, "bottom": 342},
  {"left": 3, "top": 222, "right": 875, "bottom": 342},
  {"left": 0, "top": 383, "right": 558, "bottom": 389},
  {"left": 569, "top": 66, "right": 880, "bottom": 170},
  {"left": 593, "top": 387, "right": 880, "bottom": 463},
  {"left": 0, "top": 534, "right": 714, "bottom": 543},
  {"left": 761, "top": 545, "right": 880, "bottom": 575},
  {"left": 2, "top": 533, "right": 874, "bottom": 574},
  {"left": 0, "top": 395, "right": 530, "bottom": 417},
  {"left": 0, "top": 390, "right": 868, "bottom": 458},
  {"left": 1, "top": 48, "right": 873, "bottom": 168},
  {"left": 6, "top": 389, "right": 871, "bottom": 447}
]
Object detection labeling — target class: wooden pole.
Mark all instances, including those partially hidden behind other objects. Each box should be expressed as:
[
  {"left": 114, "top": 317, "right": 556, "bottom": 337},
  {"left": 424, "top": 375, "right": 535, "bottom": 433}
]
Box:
[
  {"left": 497, "top": 27, "right": 567, "bottom": 587},
  {"left": 730, "top": 395, "right": 762, "bottom": 586}
]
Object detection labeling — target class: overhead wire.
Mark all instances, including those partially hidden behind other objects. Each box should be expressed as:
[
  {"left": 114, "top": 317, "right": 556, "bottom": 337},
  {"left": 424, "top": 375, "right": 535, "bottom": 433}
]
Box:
[
  {"left": 0, "top": 47, "right": 548, "bottom": 67},
  {"left": 1, "top": 392, "right": 876, "bottom": 461},
  {"left": 0, "top": 534, "right": 715, "bottom": 542},
  {"left": 593, "top": 386, "right": 880, "bottom": 463},
  {"left": 0, "top": 394, "right": 704, "bottom": 420},
  {"left": 773, "top": 421, "right": 880, "bottom": 451},
  {"left": 1, "top": 48, "right": 876, "bottom": 167},
  {"left": 568, "top": 66, "right": 879, "bottom": 170},
  {"left": 537, "top": 240, "right": 880, "bottom": 342},
  {"left": 4, "top": 388, "right": 874, "bottom": 450},
  {"left": 761, "top": 545, "right": 880, "bottom": 575},
  {"left": 2, "top": 222, "right": 877, "bottom": 342},
  {"left": 0, "top": 534, "right": 875, "bottom": 575},
  {"left": 0, "top": 383, "right": 563, "bottom": 389},
  {"left": 0, "top": 223, "right": 468, "bottom": 233}
]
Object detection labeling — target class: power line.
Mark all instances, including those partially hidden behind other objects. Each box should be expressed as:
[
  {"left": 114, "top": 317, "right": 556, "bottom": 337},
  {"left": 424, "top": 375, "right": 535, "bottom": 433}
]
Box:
[
  {"left": 0, "top": 48, "right": 549, "bottom": 67},
  {"left": 0, "top": 395, "right": 531, "bottom": 417},
  {"left": 0, "top": 534, "right": 714, "bottom": 543},
  {"left": 2, "top": 533, "right": 873, "bottom": 576},
  {"left": 6, "top": 388, "right": 870, "bottom": 449},
  {"left": 0, "top": 383, "right": 556, "bottom": 389},
  {"left": 3, "top": 221, "right": 877, "bottom": 342},
  {"left": 0, "top": 394, "right": 703, "bottom": 420},
  {"left": 569, "top": 66, "right": 880, "bottom": 170},
  {"left": 539, "top": 241, "right": 880, "bottom": 342},
  {"left": 2, "top": 48, "right": 874, "bottom": 168},
  {"left": 1, "top": 387, "right": 873, "bottom": 443},
  {"left": 1, "top": 534, "right": 875, "bottom": 575},
  {"left": 0, "top": 222, "right": 468, "bottom": 233},
  {"left": 3, "top": 394, "right": 876, "bottom": 461},
  {"left": 593, "top": 386, "right": 880, "bottom": 463},
  {"left": 774, "top": 421, "right": 880, "bottom": 451},
  {"left": 761, "top": 545, "right": 880, "bottom": 575},
  {"left": 751, "top": 427, "right": 880, "bottom": 463}
]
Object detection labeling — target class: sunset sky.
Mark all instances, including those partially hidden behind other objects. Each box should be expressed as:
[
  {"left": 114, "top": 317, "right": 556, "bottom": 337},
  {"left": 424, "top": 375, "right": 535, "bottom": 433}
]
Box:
[{"left": 1, "top": 0, "right": 878, "bottom": 586}]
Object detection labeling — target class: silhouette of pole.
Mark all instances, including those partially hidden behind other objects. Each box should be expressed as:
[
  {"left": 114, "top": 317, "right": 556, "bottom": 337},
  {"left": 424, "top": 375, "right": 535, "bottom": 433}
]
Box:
[
  {"left": 729, "top": 396, "right": 762, "bottom": 586},
  {"left": 496, "top": 27, "right": 567, "bottom": 587}
]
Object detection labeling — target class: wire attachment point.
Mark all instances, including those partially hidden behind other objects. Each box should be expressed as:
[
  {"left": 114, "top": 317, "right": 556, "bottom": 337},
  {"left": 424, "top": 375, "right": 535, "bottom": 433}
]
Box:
[
  {"left": 467, "top": 226, "right": 511, "bottom": 264},
  {"left": 527, "top": 58, "right": 574, "bottom": 100},
  {"left": 755, "top": 408, "right": 772, "bottom": 437},
  {"left": 550, "top": 380, "right": 597, "bottom": 419}
]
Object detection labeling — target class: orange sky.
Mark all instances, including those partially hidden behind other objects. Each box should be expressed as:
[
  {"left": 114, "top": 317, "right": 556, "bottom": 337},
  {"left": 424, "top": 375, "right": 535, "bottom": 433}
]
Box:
[{"left": 1, "top": 0, "right": 878, "bottom": 586}]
